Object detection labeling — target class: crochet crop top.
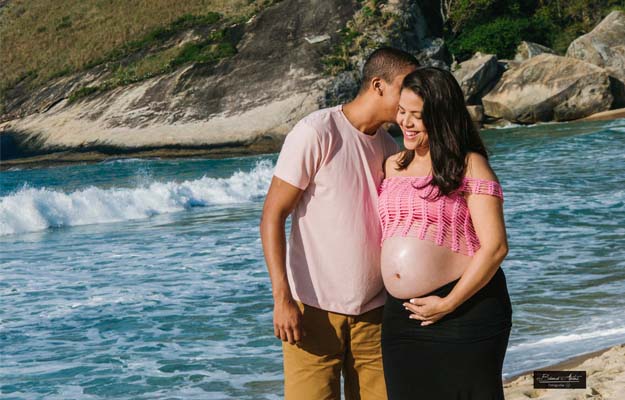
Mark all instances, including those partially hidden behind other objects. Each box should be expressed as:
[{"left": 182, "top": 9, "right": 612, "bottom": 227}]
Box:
[{"left": 377, "top": 175, "right": 504, "bottom": 256}]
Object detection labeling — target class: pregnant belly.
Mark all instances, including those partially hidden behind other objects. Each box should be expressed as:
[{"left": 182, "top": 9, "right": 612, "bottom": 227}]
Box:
[{"left": 381, "top": 236, "right": 472, "bottom": 299}]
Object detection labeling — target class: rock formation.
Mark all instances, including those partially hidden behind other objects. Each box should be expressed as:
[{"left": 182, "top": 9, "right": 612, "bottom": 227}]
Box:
[
  {"left": 0, "top": 0, "right": 444, "bottom": 162},
  {"left": 482, "top": 54, "right": 612, "bottom": 123},
  {"left": 566, "top": 10, "right": 625, "bottom": 108},
  {"left": 514, "top": 41, "right": 555, "bottom": 62},
  {"left": 452, "top": 53, "right": 500, "bottom": 104}
]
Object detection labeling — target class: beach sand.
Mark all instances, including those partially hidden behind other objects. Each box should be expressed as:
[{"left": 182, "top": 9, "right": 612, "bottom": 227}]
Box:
[
  {"left": 579, "top": 108, "right": 625, "bottom": 122},
  {"left": 503, "top": 343, "right": 625, "bottom": 399}
]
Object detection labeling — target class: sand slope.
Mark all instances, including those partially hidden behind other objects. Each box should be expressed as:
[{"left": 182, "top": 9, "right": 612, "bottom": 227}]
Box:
[{"left": 504, "top": 344, "right": 625, "bottom": 399}]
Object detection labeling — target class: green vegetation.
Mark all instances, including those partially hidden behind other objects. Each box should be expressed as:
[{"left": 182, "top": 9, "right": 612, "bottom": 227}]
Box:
[
  {"left": 0, "top": 0, "right": 278, "bottom": 106},
  {"left": 445, "top": 0, "right": 625, "bottom": 60},
  {"left": 322, "top": 0, "right": 394, "bottom": 75},
  {"left": 67, "top": 22, "right": 239, "bottom": 104},
  {"left": 447, "top": 15, "right": 553, "bottom": 60},
  {"left": 323, "top": 0, "right": 625, "bottom": 75},
  {"left": 84, "top": 12, "right": 223, "bottom": 70}
]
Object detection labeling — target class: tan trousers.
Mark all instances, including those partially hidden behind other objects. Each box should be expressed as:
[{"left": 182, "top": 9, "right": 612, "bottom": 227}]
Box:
[{"left": 282, "top": 301, "right": 387, "bottom": 400}]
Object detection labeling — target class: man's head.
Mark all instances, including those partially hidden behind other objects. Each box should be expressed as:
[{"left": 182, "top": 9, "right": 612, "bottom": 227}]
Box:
[{"left": 358, "top": 47, "right": 419, "bottom": 122}]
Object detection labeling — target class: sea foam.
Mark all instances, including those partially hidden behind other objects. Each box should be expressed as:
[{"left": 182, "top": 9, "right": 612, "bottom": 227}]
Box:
[
  {"left": 0, "top": 160, "right": 274, "bottom": 236},
  {"left": 507, "top": 325, "right": 625, "bottom": 352}
]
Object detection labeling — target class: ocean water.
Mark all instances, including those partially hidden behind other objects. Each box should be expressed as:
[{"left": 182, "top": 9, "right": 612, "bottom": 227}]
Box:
[{"left": 1, "top": 118, "right": 624, "bottom": 399}]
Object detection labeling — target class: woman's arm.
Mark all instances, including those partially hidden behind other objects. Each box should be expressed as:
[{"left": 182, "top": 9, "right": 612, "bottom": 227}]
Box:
[
  {"left": 404, "top": 152, "right": 508, "bottom": 325},
  {"left": 439, "top": 153, "right": 508, "bottom": 313}
]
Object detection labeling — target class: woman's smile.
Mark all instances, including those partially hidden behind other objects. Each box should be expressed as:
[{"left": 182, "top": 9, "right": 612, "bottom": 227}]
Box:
[{"left": 402, "top": 129, "right": 421, "bottom": 139}]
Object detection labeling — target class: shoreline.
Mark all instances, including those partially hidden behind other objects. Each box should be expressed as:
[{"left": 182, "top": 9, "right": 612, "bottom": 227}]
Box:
[
  {"left": 503, "top": 344, "right": 614, "bottom": 384},
  {"left": 0, "top": 142, "right": 282, "bottom": 171},
  {"left": 2, "top": 109, "right": 624, "bottom": 172},
  {"left": 503, "top": 342, "right": 625, "bottom": 399}
]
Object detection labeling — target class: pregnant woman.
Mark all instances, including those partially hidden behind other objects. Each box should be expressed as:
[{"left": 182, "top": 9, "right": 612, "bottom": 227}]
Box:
[{"left": 378, "top": 67, "right": 513, "bottom": 399}]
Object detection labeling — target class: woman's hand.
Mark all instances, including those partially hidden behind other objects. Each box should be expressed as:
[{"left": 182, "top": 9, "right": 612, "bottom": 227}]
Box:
[{"left": 403, "top": 296, "right": 455, "bottom": 326}]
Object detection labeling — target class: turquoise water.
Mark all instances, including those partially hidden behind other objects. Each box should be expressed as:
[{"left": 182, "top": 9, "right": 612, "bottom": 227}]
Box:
[{"left": 1, "top": 118, "right": 625, "bottom": 399}]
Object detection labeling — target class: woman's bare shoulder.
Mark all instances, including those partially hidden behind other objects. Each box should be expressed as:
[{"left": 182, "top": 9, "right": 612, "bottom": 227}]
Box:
[
  {"left": 464, "top": 151, "right": 498, "bottom": 182},
  {"left": 384, "top": 152, "right": 404, "bottom": 178}
]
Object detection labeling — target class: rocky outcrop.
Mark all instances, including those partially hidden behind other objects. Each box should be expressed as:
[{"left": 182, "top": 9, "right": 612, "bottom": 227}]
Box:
[
  {"left": 4, "top": 1, "right": 624, "bottom": 164},
  {"left": 0, "top": 2, "right": 418, "bottom": 160},
  {"left": 1, "top": 0, "right": 354, "bottom": 158},
  {"left": 384, "top": 1, "right": 448, "bottom": 67},
  {"left": 566, "top": 10, "right": 625, "bottom": 108},
  {"left": 323, "top": 0, "right": 448, "bottom": 107},
  {"left": 566, "top": 11, "right": 625, "bottom": 79},
  {"left": 452, "top": 52, "right": 500, "bottom": 104},
  {"left": 0, "top": 0, "right": 445, "bottom": 162},
  {"left": 514, "top": 41, "right": 555, "bottom": 62},
  {"left": 482, "top": 54, "right": 612, "bottom": 123},
  {"left": 464, "top": 12, "right": 625, "bottom": 125},
  {"left": 476, "top": 42, "right": 555, "bottom": 109}
]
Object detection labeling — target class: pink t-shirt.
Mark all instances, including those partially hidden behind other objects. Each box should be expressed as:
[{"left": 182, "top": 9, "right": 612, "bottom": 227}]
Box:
[{"left": 273, "top": 105, "right": 400, "bottom": 315}]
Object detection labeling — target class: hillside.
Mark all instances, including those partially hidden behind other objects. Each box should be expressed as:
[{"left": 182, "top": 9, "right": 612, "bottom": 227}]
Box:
[{"left": 0, "top": 0, "right": 277, "bottom": 118}]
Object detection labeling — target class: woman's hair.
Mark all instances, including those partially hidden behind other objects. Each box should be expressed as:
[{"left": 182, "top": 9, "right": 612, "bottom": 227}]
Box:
[{"left": 395, "top": 67, "right": 489, "bottom": 200}]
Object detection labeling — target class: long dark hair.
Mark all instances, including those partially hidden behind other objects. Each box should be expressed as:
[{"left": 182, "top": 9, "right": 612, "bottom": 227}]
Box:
[{"left": 395, "top": 67, "right": 489, "bottom": 200}]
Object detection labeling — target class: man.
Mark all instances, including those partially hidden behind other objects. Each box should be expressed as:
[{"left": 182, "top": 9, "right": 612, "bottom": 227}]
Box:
[{"left": 260, "top": 47, "right": 419, "bottom": 400}]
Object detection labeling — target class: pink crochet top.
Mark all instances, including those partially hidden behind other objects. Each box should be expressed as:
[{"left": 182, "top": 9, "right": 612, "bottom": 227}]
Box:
[{"left": 377, "top": 175, "right": 504, "bottom": 256}]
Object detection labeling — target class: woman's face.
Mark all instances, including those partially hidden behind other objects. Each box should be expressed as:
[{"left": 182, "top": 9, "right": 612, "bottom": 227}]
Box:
[{"left": 396, "top": 89, "right": 429, "bottom": 151}]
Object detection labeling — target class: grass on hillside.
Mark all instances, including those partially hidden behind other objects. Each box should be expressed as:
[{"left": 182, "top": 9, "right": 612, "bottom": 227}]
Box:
[{"left": 0, "top": 0, "right": 273, "bottom": 104}]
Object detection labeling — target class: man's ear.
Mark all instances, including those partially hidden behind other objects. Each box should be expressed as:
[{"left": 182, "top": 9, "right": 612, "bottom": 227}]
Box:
[{"left": 371, "top": 77, "right": 384, "bottom": 96}]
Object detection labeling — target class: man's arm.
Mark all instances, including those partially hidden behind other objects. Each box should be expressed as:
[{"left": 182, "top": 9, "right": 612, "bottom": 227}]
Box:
[{"left": 260, "top": 176, "right": 305, "bottom": 345}]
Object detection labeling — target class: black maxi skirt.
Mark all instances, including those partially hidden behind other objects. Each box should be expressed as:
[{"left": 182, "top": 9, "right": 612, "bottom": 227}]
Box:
[{"left": 381, "top": 267, "right": 513, "bottom": 400}]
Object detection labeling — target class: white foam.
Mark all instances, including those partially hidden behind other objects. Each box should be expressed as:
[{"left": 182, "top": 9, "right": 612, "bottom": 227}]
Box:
[
  {"left": 0, "top": 160, "right": 274, "bottom": 236},
  {"left": 101, "top": 157, "right": 150, "bottom": 164},
  {"left": 490, "top": 120, "right": 564, "bottom": 130},
  {"left": 508, "top": 325, "right": 625, "bottom": 352},
  {"left": 492, "top": 122, "right": 522, "bottom": 130}
]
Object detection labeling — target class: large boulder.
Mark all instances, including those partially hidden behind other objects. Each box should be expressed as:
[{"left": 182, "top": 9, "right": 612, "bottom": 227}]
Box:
[
  {"left": 566, "top": 11, "right": 625, "bottom": 78},
  {"left": 452, "top": 52, "right": 500, "bottom": 104},
  {"left": 482, "top": 54, "right": 612, "bottom": 123},
  {"left": 466, "top": 105, "right": 484, "bottom": 122},
  {"left": 514, "top": 41, "right": 555, "bottom": 62},
  {"left": 497, "top": 59, "right": 521, "bottom": 72},
  {"left": 566, "top": 10, "right": 625, "bottom": 107}
]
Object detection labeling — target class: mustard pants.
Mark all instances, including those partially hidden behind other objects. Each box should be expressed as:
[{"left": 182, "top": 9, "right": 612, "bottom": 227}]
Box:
[{"left": 282, "top": 301, "right": 387, "bottom": 400}]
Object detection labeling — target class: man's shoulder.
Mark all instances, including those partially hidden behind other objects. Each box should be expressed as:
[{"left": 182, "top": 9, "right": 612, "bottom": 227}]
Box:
[
  {"left": 284, "top": 107, "right": 342, "bottom": 150},
  {"left": 297, "top": 105, "right": 342, "bottom": 134}
]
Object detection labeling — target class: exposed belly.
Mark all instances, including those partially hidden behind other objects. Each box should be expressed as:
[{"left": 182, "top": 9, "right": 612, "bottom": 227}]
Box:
[{"left": 381, "top": 236, "right": 472, "bottom": 299}]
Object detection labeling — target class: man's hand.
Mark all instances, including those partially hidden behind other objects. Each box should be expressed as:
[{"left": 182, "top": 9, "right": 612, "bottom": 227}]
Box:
[{"left": 273, "top": 296, "right": 305, "bottom": 345}]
